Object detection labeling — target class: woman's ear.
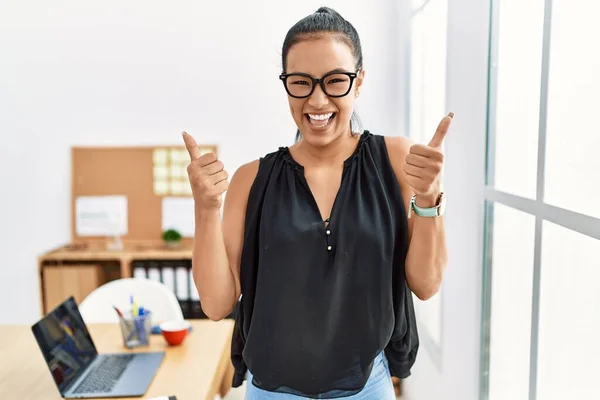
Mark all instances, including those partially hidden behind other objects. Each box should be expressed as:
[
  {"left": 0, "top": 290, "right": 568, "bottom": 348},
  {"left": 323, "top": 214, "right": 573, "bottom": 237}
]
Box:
[{"left": 355, "top": 69, "right": 366, "bottom": 97}]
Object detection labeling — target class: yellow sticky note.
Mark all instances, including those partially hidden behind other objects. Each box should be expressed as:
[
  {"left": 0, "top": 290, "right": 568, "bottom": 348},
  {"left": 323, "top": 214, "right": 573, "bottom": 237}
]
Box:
[
  {"left": 168, "top": 180, "right": 183, "bottom": 195},
  {"left": 154, "top": 180, "right": 169, "bottom": 196},
  {"left": 169, "top": 149, "right": 181, "bottom": 164},
  {"left": 170, "top": 165, "right": 186, "bottom": 179},
  {"left": 154, "top": 166, "right": 169, "bottom": 179},
  {"left": 179, "top": 149, "right": 190, "bottom": 163},
  {"left": 199, "top": 147, "right": 213, "bottom": 156},
  {"left": 153, "top": 149, "right": 168, "bottom": 165}
]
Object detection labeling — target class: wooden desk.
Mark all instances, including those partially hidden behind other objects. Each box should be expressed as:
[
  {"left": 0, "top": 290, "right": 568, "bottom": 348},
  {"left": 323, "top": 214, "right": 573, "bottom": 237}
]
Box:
[
  {"left": 0, "top": 319, "right": 235, "bottom": 400},
  {"left": 40, "top": 241, "right": 193, "bottom": 265}
]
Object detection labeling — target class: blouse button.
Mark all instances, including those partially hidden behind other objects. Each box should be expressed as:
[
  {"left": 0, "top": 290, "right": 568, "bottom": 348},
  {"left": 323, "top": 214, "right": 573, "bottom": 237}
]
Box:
[
  {"left": 326, "top": 230, "right": 331, "bottom": 235},
  {"left": 327, "top": 245, "right": 332, "bottom": 251}
]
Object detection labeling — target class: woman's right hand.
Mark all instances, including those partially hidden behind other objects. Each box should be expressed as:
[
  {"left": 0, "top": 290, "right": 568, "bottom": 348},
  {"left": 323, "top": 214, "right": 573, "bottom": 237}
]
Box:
[{"left": 182, "top": 131, "right": 229, "bottom": 211}]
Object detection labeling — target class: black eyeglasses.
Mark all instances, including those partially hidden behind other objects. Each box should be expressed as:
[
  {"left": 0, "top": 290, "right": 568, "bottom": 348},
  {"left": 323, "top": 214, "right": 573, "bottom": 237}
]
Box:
[{"left": 279, "top": 70, "right": 359, "bottom": 99}]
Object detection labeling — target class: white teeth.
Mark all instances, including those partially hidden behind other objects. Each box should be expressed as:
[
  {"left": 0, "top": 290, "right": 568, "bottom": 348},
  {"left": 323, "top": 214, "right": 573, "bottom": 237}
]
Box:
[{"left": 308, "top": 113, "right": 334, "bottom": 120}]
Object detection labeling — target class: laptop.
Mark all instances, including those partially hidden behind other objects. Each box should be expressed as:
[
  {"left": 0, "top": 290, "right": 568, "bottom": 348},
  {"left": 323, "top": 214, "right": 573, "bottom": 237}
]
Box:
[{"left": 31, "top": 296, "right": 165, "bottom": 398}]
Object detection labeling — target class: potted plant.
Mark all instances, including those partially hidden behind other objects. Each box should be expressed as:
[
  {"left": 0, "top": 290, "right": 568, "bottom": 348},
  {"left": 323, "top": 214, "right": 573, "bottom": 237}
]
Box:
[{"left": 162, "top": 229, "right": 182, "bottom": 248}]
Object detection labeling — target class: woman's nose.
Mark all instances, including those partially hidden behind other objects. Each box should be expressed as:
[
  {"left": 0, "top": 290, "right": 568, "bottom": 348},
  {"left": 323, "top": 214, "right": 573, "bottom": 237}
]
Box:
[{"left": 307, "top": 84, "right": 329, "bottom": 108}]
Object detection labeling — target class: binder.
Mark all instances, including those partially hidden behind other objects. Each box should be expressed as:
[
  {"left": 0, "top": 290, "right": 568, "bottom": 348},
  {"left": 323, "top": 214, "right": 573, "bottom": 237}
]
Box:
[
  {"left": 133, "top": 266, "right": 147, "bottom": 279},
  {"left": 175, "top": 267, "right": 189, "bottom": 300},
  {"left": 148, "top": 267, "right": 161, "bottom": 283},
  {"left": 189, "top": 269, "right": 200, "bottom": 301},
  {"left": 161, "top": 267, "right": 175, "bottom": 292}
]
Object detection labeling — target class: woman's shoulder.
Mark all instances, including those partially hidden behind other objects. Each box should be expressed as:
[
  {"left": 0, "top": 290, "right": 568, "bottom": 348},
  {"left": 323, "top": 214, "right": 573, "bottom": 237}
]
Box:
[
  {"left": 363, "top": 130, "right": 413, "bottom": 159},
  {"left": 382, "top": 134, "right": 414, "bottom": 158},
  {"left": 232, "top": 159, "right": 260, "bottom": 182},
  {"left": 229, "top": 146, "right": 288, "bottom": 192},
  {"left": 362, "top": 132, "right": 414, "bottom": 185},
  {"left": 226, "top": 160, "right": 260, "bottom": 206}
]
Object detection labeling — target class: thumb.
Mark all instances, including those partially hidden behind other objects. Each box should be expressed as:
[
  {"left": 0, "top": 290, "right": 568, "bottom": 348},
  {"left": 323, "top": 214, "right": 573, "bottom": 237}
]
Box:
[
  {"left": 428, "top": 112, "right": 454, "bottom": 148},
  {"left": 182, "top": 131, "right": 201, "bottom": 160}
]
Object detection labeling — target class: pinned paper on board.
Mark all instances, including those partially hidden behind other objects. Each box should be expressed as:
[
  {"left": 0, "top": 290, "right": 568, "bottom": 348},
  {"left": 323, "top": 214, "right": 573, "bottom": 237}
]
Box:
[
  {"left": 161, "top": 197, "right": 194, "bottom": 237},
  {"left": 76, "top": 195, "right": 128, "bottom": 236}
]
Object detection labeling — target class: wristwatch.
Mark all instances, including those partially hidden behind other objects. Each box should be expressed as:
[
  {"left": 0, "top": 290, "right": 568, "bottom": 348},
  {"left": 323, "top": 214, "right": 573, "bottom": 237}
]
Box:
[{"left": 408, "top": 192, "right": 447, "bottom": 218}]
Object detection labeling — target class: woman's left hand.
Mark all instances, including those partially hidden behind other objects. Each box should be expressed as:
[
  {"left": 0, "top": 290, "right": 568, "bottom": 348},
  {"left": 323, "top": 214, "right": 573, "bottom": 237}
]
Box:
[{"left": 403, "top": 112, "right": 454, "bottom": 203}]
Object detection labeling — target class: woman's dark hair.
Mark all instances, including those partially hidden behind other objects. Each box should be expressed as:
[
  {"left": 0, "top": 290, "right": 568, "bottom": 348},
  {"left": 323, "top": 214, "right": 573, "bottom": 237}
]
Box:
[{"left": 282, "top": 7, "right": 364, "bottom": 142}]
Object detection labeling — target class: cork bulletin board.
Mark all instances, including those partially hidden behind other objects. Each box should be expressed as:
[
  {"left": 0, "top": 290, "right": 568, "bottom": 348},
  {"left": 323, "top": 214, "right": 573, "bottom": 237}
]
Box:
[{"left": 71, "top": 144, "right": 217, "bottom": 243}]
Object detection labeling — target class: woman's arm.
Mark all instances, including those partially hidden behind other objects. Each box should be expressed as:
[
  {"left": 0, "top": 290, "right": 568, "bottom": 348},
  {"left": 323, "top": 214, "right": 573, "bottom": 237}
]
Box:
[
  {"left": 403, "top": 189, "right": 448, "bottom": 300},
  {"left": 191, "top": 159, "right": 259, "bottom": 320},
  {"left": 385, "top": 129, "right": 449, "bottom": 300}
]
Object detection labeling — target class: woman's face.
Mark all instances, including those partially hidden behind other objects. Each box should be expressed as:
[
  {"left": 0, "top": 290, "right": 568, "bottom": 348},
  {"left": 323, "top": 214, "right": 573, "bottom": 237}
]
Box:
[{"left": 284, "top": 36, "right": 365, "bottom": 147}]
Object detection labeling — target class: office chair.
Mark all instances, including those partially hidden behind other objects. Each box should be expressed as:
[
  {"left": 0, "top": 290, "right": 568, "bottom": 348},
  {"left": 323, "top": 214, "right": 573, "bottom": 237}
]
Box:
[{"left": 79, "top": 278, "right": 184, "bottom": 324}]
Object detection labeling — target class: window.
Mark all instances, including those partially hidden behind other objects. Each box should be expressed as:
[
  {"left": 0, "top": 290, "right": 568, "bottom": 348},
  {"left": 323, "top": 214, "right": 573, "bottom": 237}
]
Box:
[
  {"left": 543, "top": 1, "right": 600, "bottom": 218},
  {"left": 491, "top": 0, "right": 544, "bottom": 199},
  {"left": 407, "top": 0, "right": 448, "bottom": 365},
  {"left": 481, "top": 1, "right": 600, "bottom": 399},
  {"left": 486, "top": 204, "right": 535, "bottom": 400},
  {"left": 537, "top": 222, "right": 600, "bottom": 398}
]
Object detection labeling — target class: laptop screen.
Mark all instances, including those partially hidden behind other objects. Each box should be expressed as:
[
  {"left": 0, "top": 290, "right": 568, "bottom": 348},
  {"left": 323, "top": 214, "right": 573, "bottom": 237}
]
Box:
[{"left": 31, "top": 296, "right": 98, "bottom": 392}]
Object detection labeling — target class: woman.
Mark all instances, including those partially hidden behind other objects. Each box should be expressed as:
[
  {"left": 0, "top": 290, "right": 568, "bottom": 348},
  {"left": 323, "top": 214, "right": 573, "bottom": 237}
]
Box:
[{"left": 183, "top": 7, "right": 451, "bottom": 399}]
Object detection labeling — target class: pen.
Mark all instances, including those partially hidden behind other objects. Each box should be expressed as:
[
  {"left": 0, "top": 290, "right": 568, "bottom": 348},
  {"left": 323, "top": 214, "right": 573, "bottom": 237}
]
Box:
[
  {"left": 130, "top": 295, "right": 139, "bottom": 317},
  {"left": 113, "top": 306, "right": 124, "bottom": 319}
]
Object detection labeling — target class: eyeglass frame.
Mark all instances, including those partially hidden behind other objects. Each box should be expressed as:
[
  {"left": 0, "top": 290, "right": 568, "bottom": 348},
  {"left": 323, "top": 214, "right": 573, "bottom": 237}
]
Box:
[{"left": 278, "top": 69, "right": 360, "bottom": 99}]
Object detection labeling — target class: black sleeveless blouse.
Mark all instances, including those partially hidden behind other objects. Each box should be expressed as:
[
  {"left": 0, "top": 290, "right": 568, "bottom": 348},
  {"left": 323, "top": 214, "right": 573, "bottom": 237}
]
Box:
[{"left": 230, "top": 131, "right": 419, "bottom": 397}]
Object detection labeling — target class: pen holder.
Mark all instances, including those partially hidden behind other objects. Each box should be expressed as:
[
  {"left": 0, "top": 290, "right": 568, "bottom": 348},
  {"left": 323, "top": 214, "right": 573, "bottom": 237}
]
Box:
[{"left": 119, "top": 311, "right": 152, "bottom": 348}]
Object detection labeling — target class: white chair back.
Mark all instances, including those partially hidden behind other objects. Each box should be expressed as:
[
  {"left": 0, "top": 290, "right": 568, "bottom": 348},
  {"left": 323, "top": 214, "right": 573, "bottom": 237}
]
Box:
[{"left": 79, "top": 278, "right": 184, "bottom": 324}]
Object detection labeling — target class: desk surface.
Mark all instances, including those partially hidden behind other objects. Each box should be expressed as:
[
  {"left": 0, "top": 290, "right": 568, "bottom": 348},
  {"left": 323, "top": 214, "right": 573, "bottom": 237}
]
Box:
[{"left": 0, "top": 319, "right": 234, "bottom": 400}]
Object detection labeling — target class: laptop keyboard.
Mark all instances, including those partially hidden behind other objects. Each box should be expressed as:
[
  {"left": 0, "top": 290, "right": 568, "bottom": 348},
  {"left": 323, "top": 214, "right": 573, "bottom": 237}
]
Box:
[{"left": 73, "top": 354, "right": 134, "bottom": 394}]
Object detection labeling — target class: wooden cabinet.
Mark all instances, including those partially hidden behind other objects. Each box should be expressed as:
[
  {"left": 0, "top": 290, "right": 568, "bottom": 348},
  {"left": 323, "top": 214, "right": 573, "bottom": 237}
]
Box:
[
  {"left": 38, "top": 242, "right": 194, "bottom": 316},
  {"left": 42, "top": 264, "right": 104, "bottom": 312}
]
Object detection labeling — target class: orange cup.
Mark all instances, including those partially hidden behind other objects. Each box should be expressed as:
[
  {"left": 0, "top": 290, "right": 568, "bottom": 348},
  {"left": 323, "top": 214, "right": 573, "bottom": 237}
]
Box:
[{"left": 159, "top": 320, "right": 190, "bottom": 346}]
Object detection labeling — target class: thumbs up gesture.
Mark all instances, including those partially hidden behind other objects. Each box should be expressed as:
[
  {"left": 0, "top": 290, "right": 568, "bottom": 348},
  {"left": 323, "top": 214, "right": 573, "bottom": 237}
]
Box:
[
  {"left": 404, "top": 112, "right": 454, "bottom": 201},
  {"left": 182, "top": 131, "right": 229, "bottom": 210}
]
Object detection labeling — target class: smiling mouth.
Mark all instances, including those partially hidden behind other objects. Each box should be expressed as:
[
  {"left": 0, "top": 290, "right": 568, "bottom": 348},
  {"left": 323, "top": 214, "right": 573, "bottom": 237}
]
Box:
[{"left": 305, "top": 112, "right": 336, "bottom": 128}]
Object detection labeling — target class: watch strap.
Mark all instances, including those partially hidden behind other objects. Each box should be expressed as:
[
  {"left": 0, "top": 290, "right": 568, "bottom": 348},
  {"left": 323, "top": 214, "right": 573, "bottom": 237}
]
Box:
[{"left": 408, "top": 194, "right": 443, "bottom": 218}]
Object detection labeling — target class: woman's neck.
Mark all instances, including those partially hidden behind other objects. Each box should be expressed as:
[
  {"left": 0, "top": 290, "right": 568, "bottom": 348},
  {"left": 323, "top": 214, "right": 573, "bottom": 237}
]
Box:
[{"left": 293, "top": 130, "right": 359, "bottom": 168}]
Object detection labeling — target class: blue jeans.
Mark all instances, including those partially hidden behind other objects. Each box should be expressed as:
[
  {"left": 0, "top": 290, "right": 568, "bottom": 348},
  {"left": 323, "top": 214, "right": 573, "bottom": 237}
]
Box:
[{"left": 245, "top": 352, "right": 396, "bottom": 399}]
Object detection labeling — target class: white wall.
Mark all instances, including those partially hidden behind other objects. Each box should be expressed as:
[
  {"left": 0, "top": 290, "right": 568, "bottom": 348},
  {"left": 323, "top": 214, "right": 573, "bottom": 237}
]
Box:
[
  {"left": 402, "top": 0, "right": 490, "bottom": 399},
  {"left": 0, "top": 0, "right": 402, "bottom": 324}
]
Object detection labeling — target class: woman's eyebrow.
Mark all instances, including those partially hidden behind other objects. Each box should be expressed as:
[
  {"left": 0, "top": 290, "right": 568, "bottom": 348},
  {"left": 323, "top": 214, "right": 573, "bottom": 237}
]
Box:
[
  {"left": 325, "top": 68, "right": 353, "bottom": 74},
  {"left": 286, "top": 68, "right": 353, "bottom": 76}
]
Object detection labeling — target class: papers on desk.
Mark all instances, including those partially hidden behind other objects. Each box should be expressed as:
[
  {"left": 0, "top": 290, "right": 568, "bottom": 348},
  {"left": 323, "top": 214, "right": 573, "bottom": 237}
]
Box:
[
  {"left": 161, "top": 197, "right": 194, "bottom": 237},
  {"left": 75, "top": 195, "right": 128, "bottom": 236},
  {"left": 145, "top": 397, "right": 177, "bottom": 400}
]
